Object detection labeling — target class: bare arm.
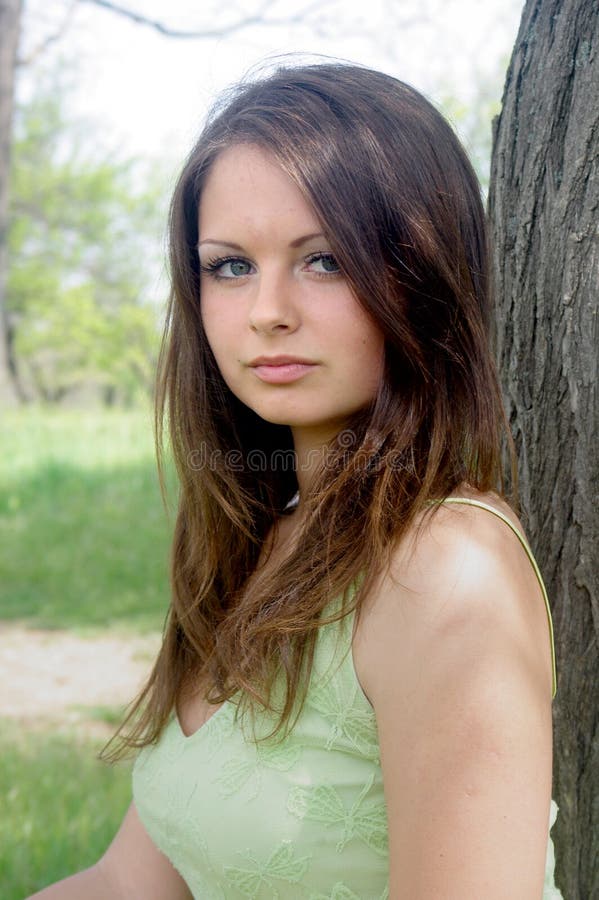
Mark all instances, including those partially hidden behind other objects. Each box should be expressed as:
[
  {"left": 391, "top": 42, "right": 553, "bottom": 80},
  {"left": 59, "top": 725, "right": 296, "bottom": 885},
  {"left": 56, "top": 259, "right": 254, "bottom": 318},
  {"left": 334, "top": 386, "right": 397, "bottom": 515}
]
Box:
[
  {"left": 354, "top": 498, "right": 554, "bottom": 900},
  {"left": 27, "top": 802, "right": 192, "bottom": 900}
]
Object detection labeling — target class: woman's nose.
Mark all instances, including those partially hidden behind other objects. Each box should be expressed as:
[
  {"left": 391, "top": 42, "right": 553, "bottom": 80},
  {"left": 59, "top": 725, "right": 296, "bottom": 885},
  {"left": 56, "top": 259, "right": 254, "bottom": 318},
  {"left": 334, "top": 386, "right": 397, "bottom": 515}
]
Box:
[{"left": 248, "top": 268, "right": 300, "bottom": 334}]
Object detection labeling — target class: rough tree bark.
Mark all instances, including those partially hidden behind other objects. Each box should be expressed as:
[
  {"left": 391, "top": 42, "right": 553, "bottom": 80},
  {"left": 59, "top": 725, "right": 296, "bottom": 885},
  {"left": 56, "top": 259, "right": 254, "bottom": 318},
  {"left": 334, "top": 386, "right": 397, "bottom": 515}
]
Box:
[
  {"left": 488, "top": 1, "right": 598, "bottom": 898},
  {"left": 0, "top": 0, "right": 22, "bottom": 405}
]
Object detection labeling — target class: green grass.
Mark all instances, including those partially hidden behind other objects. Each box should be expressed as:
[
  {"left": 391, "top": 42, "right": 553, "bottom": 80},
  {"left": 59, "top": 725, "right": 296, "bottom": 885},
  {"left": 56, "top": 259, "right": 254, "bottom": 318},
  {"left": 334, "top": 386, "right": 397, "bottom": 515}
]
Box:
[
  {"left": 0, "top": 407, "right": 177, "bottom": 632},
  {"left": 0, "top": 408, "right": 172, "bottom": 895},
  {"left": 71, "top": 704, "right": 128, "bottom": 727},
  {"left": 0, "top": 720, "right": 132, "bottom": 899}
]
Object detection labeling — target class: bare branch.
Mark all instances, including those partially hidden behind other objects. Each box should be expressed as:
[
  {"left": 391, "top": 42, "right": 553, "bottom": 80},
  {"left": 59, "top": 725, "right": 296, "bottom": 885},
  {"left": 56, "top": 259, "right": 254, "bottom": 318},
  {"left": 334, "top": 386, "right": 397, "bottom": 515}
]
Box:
[
  {"left": 79, "top": 0, "right": 323, "bottom": 39},
  {"left": 17, "top": 1, "right": 79, "bottom": 66}
]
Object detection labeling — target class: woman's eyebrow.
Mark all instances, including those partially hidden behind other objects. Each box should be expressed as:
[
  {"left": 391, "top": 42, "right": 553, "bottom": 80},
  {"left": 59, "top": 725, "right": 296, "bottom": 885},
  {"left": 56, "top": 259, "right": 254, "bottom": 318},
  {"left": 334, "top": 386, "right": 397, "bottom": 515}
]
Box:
[
  {"left": 197, "top": 233, "right": 326, "bottom": 251},
  {"left": 197, "top": 239, "right": 243, "bottom": 250},
  {"left": 289, "top": 232, "right": 326, "bottom": 248}
]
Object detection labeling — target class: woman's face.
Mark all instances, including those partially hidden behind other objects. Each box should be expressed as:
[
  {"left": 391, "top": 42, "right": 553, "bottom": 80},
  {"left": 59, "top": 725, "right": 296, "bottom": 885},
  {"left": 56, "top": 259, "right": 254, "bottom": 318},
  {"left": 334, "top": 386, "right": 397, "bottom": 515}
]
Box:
[{"left": 198, "top": 144, "right": 385, "bottom": 445}]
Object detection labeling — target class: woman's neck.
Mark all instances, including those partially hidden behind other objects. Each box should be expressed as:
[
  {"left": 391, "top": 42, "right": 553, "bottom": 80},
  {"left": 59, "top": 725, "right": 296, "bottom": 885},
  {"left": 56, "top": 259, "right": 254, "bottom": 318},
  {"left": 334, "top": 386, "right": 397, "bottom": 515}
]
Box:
[{"left": 292, "top": 426, "right": 342, "bottom": 506}]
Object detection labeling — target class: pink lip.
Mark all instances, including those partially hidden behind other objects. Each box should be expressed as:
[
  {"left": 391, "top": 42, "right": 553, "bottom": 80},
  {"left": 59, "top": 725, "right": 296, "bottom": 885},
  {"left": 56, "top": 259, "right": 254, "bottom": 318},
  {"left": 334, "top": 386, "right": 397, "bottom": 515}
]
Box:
[
  {"left": 249, "top": 355, "right": 316, "bottom": 366},
  {"left": 249, "top": 355, "right": 317, "bottom": 384}
]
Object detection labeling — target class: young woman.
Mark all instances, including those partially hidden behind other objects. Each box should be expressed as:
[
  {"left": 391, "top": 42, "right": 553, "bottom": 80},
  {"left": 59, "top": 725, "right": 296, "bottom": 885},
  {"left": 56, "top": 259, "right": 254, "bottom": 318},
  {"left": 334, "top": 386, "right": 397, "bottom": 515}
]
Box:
[{"left": 31, "top": 62, "right": 558, "bottom": 899}]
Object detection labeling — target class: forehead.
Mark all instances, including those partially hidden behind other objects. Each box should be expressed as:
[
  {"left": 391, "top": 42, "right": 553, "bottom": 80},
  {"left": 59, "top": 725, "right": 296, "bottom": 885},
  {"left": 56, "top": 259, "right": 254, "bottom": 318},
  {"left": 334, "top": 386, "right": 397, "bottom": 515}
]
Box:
[{"left": 198, "top": 144, "right": 322, "bottom": 240}]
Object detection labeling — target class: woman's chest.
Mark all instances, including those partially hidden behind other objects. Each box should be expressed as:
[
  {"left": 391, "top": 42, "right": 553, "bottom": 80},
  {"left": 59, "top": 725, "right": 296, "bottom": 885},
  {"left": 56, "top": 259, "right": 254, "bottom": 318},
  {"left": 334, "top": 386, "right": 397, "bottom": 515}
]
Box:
[{"left": 133, "top": 622, "right": 390, "bottom": 899}]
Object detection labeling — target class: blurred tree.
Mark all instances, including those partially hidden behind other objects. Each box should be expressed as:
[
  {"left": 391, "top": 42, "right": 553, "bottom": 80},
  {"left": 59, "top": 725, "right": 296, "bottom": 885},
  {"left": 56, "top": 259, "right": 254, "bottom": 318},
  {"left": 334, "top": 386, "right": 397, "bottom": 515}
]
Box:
[
  {"left": 0, "top": 0, "right": 22, "bottom": 404},
  {"left": 439, "top": 62, "right": 508, "bottom": 196},
  {"left": 79, "top": 0, "right": 326, "bottom": 38},
  {"left": 0, "top": 0, "right": 342, "bottom": 404},
  {"left": 8, "top": 77, "right": 163, "bottom": 405}
]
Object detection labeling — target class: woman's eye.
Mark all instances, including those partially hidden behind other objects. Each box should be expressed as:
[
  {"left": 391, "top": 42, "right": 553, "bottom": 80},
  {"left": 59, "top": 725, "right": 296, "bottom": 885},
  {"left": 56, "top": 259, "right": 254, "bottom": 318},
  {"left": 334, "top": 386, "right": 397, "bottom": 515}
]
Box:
[
  {"left": 306, "top": 253, "right": 341, "bottom": 275},
  {"left": 224, "top": 259, "right": 253, "bottom": 277},
  {"left": 201, "top": 257, "right": 253, "bottom": 279}
]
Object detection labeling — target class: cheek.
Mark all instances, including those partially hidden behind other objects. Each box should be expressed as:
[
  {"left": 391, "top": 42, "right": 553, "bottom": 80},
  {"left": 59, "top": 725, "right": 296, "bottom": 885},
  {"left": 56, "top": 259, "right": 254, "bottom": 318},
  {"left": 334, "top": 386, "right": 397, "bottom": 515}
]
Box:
[
  {"left": 362, "top": 344, "right": 385, "bottom": 398},
  {"left": 348, "top": 316, "right": 385, "bottom": 376},
  {"left": 201, "top": 299, "right": 234, "bottom": 359},
  {"left": 361, "top": 326, "right": 385, "bottom": 398}
]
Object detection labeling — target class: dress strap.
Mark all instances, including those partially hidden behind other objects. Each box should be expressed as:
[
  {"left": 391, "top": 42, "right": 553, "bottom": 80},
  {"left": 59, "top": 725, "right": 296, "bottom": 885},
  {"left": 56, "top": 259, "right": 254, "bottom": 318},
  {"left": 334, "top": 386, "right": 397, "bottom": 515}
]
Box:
[{"left": 438, "top": 497, "right": 557, "bottom": 699}]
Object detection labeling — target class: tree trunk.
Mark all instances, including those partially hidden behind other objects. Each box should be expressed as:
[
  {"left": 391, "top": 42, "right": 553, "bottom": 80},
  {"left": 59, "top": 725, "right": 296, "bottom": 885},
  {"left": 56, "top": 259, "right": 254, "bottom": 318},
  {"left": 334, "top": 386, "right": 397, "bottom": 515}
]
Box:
[
  {"left": 488, "top": 1, "right": 598, "bottom": 897},
  {"left": 0, "top": 0, "right": 22, "bottom": 406}
]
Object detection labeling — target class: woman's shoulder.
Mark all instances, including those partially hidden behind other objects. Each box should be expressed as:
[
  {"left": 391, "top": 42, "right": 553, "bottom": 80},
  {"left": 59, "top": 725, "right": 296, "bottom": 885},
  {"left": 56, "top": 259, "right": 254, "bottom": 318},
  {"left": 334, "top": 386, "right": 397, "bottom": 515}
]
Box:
[
  {"left": 352, "top": 498, "right": 555, "bottom": 898},
  {"left": 353, "top": 486, "right": 555, "bottom": 709},
  {"left": 370, "top": 487, "right": 533, "bottom": 613},
  {"left": 399, "top": 485, "right": 526, "bottom": 573}
]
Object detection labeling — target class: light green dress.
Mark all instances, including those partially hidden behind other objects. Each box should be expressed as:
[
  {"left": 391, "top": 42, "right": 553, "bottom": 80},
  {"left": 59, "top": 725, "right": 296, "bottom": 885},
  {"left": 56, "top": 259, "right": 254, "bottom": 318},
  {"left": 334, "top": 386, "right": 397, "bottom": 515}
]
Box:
[{"left": 133, "top": 498, "right": 561, "bottom": 899}]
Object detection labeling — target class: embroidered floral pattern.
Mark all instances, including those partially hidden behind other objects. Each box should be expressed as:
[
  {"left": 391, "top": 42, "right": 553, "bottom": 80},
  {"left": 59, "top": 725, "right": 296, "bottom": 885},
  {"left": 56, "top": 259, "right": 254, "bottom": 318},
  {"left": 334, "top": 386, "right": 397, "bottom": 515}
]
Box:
[
  {"left": 137, "top": 782, "right": 190, "bottom": 868},
  {"left": 309, "top": 884, "right": 389, "bottom": 900},
  {"left": 200, "top": 702, "right": 237, "bottom": 759},
  {"left": 216, "top": 736, "right": 302, "bottom": 799},
  {"left": 309, "top": 884, "right": 362, "bottom": 900},
  {"left": 179, "top": 836, "right": 227, "bottom": 900},
  {"left": 307, "top": 612, "right": 380, "bottom": 762},
  {"left": 223, "top": 841, "right": 311, "bottom": 898},
  {"left": 307, "top": 672, "right": 379, "bottom": 761},
  {"left": 287, "top": 774, "right": 388, "bottom": 856}
]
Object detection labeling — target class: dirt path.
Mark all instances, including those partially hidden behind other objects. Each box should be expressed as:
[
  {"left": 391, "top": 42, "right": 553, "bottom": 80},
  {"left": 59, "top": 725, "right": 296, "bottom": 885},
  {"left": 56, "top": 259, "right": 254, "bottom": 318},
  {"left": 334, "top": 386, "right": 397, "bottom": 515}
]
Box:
[{"left": 0, "top": 624, "right": 160, "bottom": 735}]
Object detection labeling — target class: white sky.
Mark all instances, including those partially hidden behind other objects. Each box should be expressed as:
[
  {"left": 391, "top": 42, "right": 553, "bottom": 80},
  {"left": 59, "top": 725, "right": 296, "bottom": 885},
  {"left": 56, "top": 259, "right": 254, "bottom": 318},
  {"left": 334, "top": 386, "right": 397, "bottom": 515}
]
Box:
[{"left": 20, "top": 0, "right": 525, "bottom": 165}]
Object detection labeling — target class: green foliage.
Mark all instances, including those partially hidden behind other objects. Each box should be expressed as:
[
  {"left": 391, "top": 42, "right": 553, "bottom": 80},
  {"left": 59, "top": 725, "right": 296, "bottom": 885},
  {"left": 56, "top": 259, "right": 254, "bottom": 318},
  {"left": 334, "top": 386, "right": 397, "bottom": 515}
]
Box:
[
  {"left": 0, "top": 407, "right": 176, "bottom": 632},
  {"left": 0, "top": 720, "right": 131, "bottom": 899},
  {"left": 438, "top": 62, "right": 508, "bottom": 196},
  {"left": 8, "top": 73, "right": 167, "bottom": 405}
]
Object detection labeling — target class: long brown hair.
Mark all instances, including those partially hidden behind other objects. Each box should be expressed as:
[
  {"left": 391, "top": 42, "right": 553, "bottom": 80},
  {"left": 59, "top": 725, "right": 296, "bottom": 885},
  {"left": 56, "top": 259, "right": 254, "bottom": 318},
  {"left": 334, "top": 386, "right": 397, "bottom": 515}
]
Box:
[{"left": 105, "top": 62, "right": 513, "bottom": 757}]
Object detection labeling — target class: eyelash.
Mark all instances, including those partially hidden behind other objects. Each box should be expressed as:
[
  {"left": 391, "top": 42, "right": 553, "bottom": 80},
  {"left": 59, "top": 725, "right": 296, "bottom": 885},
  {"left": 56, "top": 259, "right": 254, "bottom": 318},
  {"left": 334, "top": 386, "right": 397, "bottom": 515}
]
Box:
[
  {"left": 199, "top": 256, "right": 250, "bottom": 280},
  {"left": 199, "top": 252, "right": 341, "bottom": 281},
  {"left": 305, "top": 252, "right": 341, "bottom": 278}
]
